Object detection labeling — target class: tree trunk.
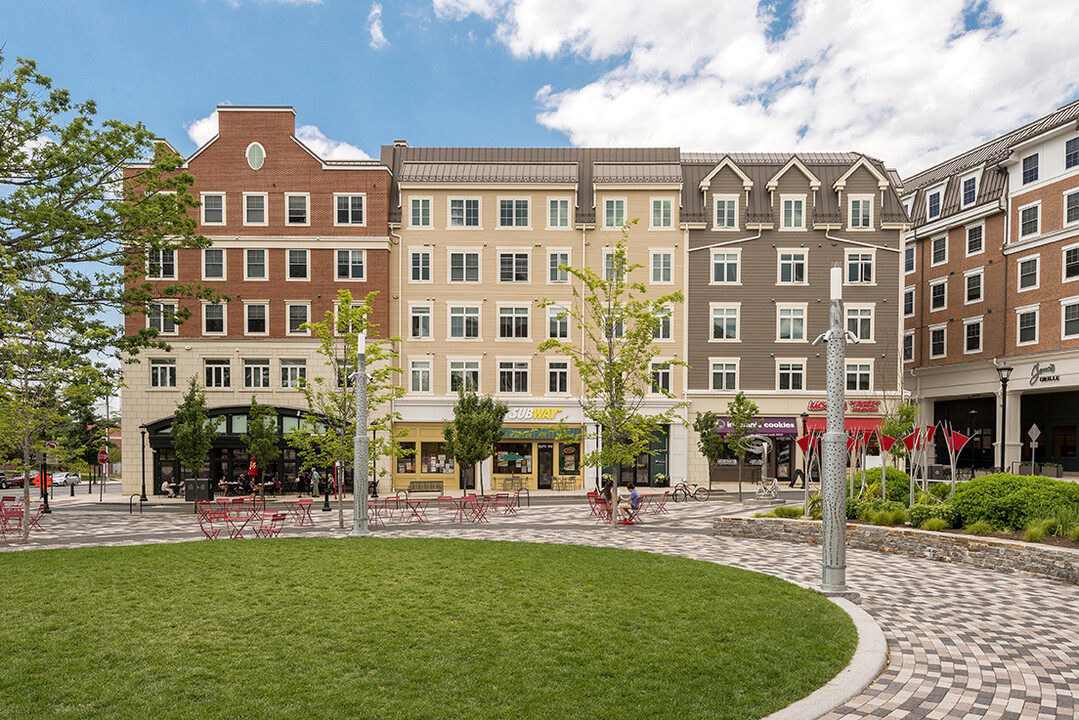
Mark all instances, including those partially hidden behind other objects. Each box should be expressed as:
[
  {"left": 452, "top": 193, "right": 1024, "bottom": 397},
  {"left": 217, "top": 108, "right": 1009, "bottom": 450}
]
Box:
[{"left": 21, "top": 443, "right": 32, "bottom": 544}]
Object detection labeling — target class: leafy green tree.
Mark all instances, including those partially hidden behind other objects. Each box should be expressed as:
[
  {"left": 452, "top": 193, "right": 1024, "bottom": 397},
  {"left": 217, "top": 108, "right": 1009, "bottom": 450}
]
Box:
[
  {"left": 881, "top": 402, "right": 919, "bottom": 460},
  {"left": 171, "top": 377, "right": 218, "bottom": 482},
  {"left": 724, "top": 391, "right": 760, "bottom": 501},
  {"left": 442, "top": 387, "right": 509, "bottom": 495},
  {"left": 241, "top": 396, "right": 280, "bottom": 493},
  {"left": 539, "top": 222, "right": 687, "bottom": 522},
  {"left": 693, "top": 411, "right": 728, "bottom": 479}
]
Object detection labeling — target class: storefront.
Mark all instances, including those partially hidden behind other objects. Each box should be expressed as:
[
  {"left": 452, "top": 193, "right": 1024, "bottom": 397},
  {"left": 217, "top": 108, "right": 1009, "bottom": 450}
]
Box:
[{"left": 712, "top": 416, "right": 798, "bottom": 483}]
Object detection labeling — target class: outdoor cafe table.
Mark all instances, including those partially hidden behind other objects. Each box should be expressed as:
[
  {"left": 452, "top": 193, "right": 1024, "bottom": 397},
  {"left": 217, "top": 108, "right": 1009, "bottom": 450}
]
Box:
[
  {"left": 404, "top": 497, "right": 430, "bottom": 524},
  {"left": 283, "top": 498, "right": 315, "bottom": 526}
]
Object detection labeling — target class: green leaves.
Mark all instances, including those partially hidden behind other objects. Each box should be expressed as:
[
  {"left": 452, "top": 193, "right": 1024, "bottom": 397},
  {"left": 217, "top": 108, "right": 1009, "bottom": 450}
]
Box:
[
  {"left": 442, "top": 387, "right": 508, "bottom": 492},
  {"left": 172, "top": 376, "right": 218, "bottom": 476}
]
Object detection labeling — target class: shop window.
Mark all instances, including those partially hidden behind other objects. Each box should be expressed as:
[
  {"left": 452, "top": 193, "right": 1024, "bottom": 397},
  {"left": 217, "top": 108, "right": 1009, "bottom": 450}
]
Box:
[
  {"left": 494, "top": 442, "right": 533, "bottom": 475},
  {"left": 558, "top": 443, "right": 580, "bottom": 475},
  {"left": 420, "top": 442, "right": 455, "bottom": 474},
  {"left": 397, "top": 443, "right": 417, "bottom": 474}
]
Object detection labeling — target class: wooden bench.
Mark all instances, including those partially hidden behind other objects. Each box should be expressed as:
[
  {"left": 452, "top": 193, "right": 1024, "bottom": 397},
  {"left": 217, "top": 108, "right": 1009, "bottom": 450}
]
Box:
[{"left": 407, "top": 480, "right": 444, "bottom": 495}]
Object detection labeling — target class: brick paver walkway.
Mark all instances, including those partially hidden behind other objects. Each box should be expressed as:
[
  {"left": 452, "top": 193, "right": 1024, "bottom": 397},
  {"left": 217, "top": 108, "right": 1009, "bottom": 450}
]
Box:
[{"left": 3, "top": 499, "right": 1078, "bottom": 719}]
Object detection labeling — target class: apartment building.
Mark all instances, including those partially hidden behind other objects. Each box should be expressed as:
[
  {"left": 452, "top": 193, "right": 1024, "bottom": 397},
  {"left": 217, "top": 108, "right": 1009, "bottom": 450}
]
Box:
[
  {"left": 380, "top": 145, "right": 688, "bottom": 492},
  {"left": 682, "top": 154, "right": 908, "bottom": 482},
  {"left": 120, "top": 106, "right": 392, "bottom": 496},
  {"left": 903, "top": 100, "right": 1079, "bottom": 471}
]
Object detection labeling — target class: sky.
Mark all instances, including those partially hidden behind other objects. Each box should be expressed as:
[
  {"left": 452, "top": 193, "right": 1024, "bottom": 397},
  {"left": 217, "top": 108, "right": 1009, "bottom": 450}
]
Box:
[{"left": 3, "top": 0, "right": 1078, "bottom": 179}]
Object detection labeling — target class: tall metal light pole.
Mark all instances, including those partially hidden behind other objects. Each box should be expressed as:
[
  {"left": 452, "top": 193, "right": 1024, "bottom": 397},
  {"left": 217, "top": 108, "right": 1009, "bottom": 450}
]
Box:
[
  {"left": 350, "top": 330, "right": 370, "bottom": 536},
  {"left": 996, "top": 363, "right": 1013, "bottom": 471},
  {"left": 139, "top": 427, "right": 148, "bottom": 501}
]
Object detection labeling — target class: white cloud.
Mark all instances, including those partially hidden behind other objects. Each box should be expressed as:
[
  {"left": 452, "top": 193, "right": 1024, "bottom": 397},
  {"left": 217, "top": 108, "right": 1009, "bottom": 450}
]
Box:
[
  {"left": 367, "top": 3, "right": 390, "bottom": 49},
  {"left": 185, "top": 110, "right": 220, "bottom": 148},
  {"left": 296, "top": 125, "right": 372, "bottom": 160},
  {"left": 439, "top": 0, "right": 1079, "bottom": 175}
]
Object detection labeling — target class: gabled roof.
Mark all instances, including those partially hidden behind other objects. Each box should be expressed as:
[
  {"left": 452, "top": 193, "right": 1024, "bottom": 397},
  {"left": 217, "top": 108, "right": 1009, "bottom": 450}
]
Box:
[
  {"left": 698, "top": 155, "right": 753, "bottom": 191},
  {"left": 766, "top": 156, "right": 822, "bottom": 190},
  {"left": 833, "top": 155, "right": 890, "bottom": 191}
]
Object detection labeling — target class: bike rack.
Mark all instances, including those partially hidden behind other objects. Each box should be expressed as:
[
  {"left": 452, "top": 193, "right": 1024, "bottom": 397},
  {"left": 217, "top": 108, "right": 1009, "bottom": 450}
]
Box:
[
  {"left": 518, "top": 487, "right": 530, "bottom": 508},
  {"left": 128, "top": 493, "right": 145, "bottom": 515}
]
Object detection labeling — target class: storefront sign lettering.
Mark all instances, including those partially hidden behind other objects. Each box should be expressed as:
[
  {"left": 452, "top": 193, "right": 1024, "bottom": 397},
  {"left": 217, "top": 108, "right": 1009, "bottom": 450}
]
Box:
[
  {"left": 806, "top": 400, "right": 880, "bottom": 413},
  {"left": 715, "top": 416, "right": 798, "bottom": 437},
  {"left": 1029, "top": 362, "right": 1060, "bottom": 386},
  {"left": 505, "top": 407, "right": 563, "bottom": 421}
]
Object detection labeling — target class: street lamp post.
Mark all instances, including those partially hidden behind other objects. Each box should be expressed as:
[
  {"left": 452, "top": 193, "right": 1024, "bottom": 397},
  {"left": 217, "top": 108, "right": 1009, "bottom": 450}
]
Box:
[
  {"left": 996, "top": 364, "right": 1013, "bottom": 471},
  {"left": 350, "top": 330, "right": 370, "bottom": 536},
  {"left": 139, "top": 427, "right": 148, "bottom": 502},
  {"left": 968, "top": 409, "right": 979, "bottom": 470}
]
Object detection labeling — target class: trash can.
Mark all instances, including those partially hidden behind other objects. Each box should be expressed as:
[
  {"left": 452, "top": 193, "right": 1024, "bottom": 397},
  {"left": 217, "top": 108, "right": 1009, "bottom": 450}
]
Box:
[
  {"left": 184, "top": 478, "right": 214, "bottom": 501},
  {"left": 927, "top": 464, "right": 945, "bottom": 480}
]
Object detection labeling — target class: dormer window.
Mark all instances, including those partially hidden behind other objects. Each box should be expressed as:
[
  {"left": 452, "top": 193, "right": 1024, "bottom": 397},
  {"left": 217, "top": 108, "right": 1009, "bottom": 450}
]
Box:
[
  {"left": 927, "top": 191, "right": 941, "bottom": 219},
  {"left": 961, "top": 176, "right": 977, "bottom": 207},
  {"left": 1022, "top": 154, "right": 1039, "bottom": 184}
]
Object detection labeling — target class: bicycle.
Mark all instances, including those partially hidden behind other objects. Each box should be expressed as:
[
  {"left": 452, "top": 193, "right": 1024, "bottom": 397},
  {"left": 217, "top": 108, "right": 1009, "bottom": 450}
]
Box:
[{"left": 671, "top": 480, "right": 710, "bottom": 502}]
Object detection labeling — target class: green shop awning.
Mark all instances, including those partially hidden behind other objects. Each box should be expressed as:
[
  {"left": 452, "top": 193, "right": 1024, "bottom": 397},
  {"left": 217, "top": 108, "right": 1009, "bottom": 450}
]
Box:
[{"left": 501, "top": 427, "right": 583, "bottom": 440}]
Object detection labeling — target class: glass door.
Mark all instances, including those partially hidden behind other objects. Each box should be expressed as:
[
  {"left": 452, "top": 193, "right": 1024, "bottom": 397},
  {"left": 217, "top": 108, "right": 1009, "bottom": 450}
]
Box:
[{"left": 537, "top": 443, "right": 554, "bottom": 489}]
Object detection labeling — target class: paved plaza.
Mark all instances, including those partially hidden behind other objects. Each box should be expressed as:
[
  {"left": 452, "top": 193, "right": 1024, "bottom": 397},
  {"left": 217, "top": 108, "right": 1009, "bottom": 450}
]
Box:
[{"left": 3, "top": 496, "right": 1078, "bottom": 720}]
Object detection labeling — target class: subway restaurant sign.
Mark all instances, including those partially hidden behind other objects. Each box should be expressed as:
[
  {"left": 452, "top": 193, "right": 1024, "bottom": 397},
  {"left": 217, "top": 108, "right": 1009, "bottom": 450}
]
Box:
[{"left": 505, "top": 407, "right": 564, "bottom": 421}]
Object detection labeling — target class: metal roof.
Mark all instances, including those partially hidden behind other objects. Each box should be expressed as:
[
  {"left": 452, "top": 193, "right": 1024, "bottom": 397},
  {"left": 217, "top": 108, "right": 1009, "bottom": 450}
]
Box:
[
  {"left": 592, "top": 162, "right": 683, "bottom": 184},
  {"left": 398, "top": 161, "right": 577, "bottom": 183}
]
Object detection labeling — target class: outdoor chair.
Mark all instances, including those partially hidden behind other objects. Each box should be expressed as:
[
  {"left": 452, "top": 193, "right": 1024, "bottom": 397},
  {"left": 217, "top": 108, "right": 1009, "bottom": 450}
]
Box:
[
  {"left": 1, "top": 505, "right": 23, "bottom": 538},
  {"left": 622, "top": 498, "right": 643, "bottom": 525},
  {"left": 27, "top": 503, "right": 47, "bottom": 532},
  {"left": 253, "top": 512, "right": 287, "bottom": 538},
  {"left": 592, "top": 498, "right": 612, "bottom": 524}
]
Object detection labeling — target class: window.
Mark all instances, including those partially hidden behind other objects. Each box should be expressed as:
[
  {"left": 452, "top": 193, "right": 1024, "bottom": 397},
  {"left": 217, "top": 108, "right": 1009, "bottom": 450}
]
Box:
[
  {"left": 498, "top": 361, "right": 529, "bottom": 393},
  {"left": 846, "top": 307, "right": 873, "bottom": 342},
  {"left": 548, "top": 306, "right": 568, "bottom": 340},
  {"left": 782, "top": 197, "right": 804, "bottom": 229},
  {"left": 929, "top": 326, "right": 946, "bottom": 358},
  {"left": 288, "top": 249, "right": 308, "bottom": 280},
  {"left": 335, "top": 303, "right": 365, "bottom": 335},
  {"left": 498, "top": 307, "right": 529, "bottom": 339},
  {"left": 420, "top": 442, "right": 455, "bottom": 474},
  {"left": 244, "top": 359, "right": 270, "bottom": 388},
  {"left": 1068, "top": 138, "right": 1079, "bottom": 169},
  {"left": 147, "top": 249, "right": 175, "bottom": 280},
  {"left": 1018, "top": 256, "right": 1039, "bottom": 291},
  {"left": 904, "top": 246, "right": 915, "bottom": 274},
  {"left": 335, "top": 194, "right": 365, "bottom": 225},
  {"left": 281, "top": 359, "right": 306, "bottom": 388},
  {"left": 203, "top": 248, "right": 225, "bottom": 280},
  {"left": 410, "top": 360, "right": 431, "bottom": 393},
  {"left": 931, "top": 236, "right": 947, "bottom": 265},
  {"left": 650, "top": 362, "right": 671, "bottom": 394},
  {"left": 245, "top": 303, "right": 268, "bottom": 335},
  {"left": 966, "top": 225, "right": 983, "bottom": 256},
  {"left": 962, "top": 176, "right": 977, "bottom": 207},
  {"left": 904, "top": 287, "right": 915, "bottom": 317},
  {"left": 287, "top": 303, "right": 309, "bottom": 334},
  {"left": 244, "top": 193, "right": 266, "bottom": 225},
  {"left": 1022, "top": 153, "right": 1039, "bottom": 184},
  {"left": 604, "top": 311, "right": 624, "bottom": 340},
  {"left": 548, "top": 361, "right": 569, "bottom": 394},
  {"left": 1020, "top": 204, "right": 1040, "bottom": 237},
  {"left": 246, "top": 142, "right": 265, "bottom": 170},
  {"left": 604, "top": 198, "right": 625, "bottom": 228},
  {"left": 449, "top": 252, "right": 479, "bottom": 282},
  {"left": 245, "top": 249, "right": 266, "bottom": 280},
  {"left": 927, "top": 191, "right": 941, "bottom": 219},
  {"left": 411, "top": 306, "right": 431, "bottom": 339},
  {"left": 286, "top": 194, "right": 308, "bottom": 225},
  {"left": 449, "top": 198, "right": 480, "bottom": 227},
  {"left": 651, "top": 198, "right": 672, "bottom": 228},
  {"left": 205, "top": 359, "right": 231, "bottom": 388},
  {"left": 711, "top": 361, "right": 737, "bottom": 390},
  {"left": 1066, "top": 246, "right": 1079, "bottom": 281},
  {"left": 1063, "top": 301, "right": 1079, "bottom": 339},
  {"left": 777, "top": 306, "right": 805, "bottom": 341},
  {"left": 965, "top": 319, "right": 982, "bottom": 353},
  {"left": 498, "top": 199, "right": 529, "bottom": 228},
  {"left": 411, "top": 251, "right": 431, "bottom": 282},
  {"left": 778, "top": 362, "right": 804, "bottom": 391},
  {"left": 715, "top": 197, "right": 736, "bottom": 228},
  {"left": 846, "top": 252, "right": 873, "bottom": 283},
  {"left": 204, "top": 303, "right": 226, "bottom": 335},
  {"left": 449, "top": 306, "right": 480, "bottom": 339},
  {"left": 548, "top": 198, "right": 570, "bottom": 228},
  {"left": 846, "top": 362, "right": 871, "bottom": 391},
  {"left": 712, "top": 252, "right": 739, "bottom": 283},
  {"left": 965, "top": 269, "right": 983, "bottom": 304},
  {"left": 930, "top": 279, "right": 947, "bottom": 311},
  {"left": 903, "top": 332, "right": 914, "bottom": 363},
  {"left": 548, "top": 251, "right": 569, "bottom": 283},
  {"left": 711, "top": 306, "right": 739, "bottom": 340},
  {"left": 148, "top": 302, "right": 177, "bottom": 335},
  {"left": 410, "top": 198, "right": 431, "bottom": 227},
  {"left": 603, "top": 251, "right": 625, "bottom": 282},
  {"left": 498, "top": 253, "right": 529, "bottom": 282},
  {"left": 336, "top": 250, "right": 365, "bottom": 280},
  {"left": 1017, "top": 307, "right": 1039, "bottom": 345},
  {"left": 651, "top": 252, "right": 672, "bottom": 283},
  {"left": 150, "top": 359, "right": 176, "bottom": 388},
  {"left": 849, "top": 196, "right": 872, "bottom": 228},
  {"left": 778, "top": 251, "right": 806, "bottom": 283},
  {"left": 1066, "top": 190, "right": 1079, "bottom": 225},
  {"left": 202, "top": 193, "right": 225, "bottom": 225},
  {"left": 653, "top": 306, "right": 671, "bottom": 340}
]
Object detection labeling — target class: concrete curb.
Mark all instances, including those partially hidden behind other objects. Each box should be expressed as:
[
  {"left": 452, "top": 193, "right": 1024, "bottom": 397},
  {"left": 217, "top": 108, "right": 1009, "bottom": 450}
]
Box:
[{"left": 760, "top": 597, "right": 887, "bottom": 720}]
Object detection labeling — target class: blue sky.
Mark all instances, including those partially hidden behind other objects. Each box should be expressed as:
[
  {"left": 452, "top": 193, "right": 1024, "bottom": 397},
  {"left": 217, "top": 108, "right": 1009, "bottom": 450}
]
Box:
[{"left": 4, "top": 0, "right": 1078, "bottom": 175}]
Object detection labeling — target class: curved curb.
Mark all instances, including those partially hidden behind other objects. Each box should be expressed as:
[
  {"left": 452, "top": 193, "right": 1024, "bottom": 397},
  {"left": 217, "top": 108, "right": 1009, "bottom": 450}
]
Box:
[{"left": 760, "top": 597, "right": 887, "bottom": 720}]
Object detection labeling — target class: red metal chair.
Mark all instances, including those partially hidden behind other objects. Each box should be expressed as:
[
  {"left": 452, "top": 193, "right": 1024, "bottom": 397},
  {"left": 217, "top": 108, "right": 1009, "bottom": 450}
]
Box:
[
  {"left": 254, "top": 512, "right": 287, "bottom": 538},
  {"left": 592, "top": 498, "right": 612, "bottom": 524},
  {"left": 27, "top": 503, "right": 47, "bottom": 532}
]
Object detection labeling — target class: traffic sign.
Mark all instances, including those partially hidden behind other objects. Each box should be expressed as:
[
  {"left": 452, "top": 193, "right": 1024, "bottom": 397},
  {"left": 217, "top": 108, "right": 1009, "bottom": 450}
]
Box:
[
  {"left": 45, "top": 440, "right": 59, "bottom": 450},
  {"left": 1028, "top": 424, "right": 1041, "bottom": 442},
  {"left": 98, "top": 450, "right": 109, "bottom": 464}
]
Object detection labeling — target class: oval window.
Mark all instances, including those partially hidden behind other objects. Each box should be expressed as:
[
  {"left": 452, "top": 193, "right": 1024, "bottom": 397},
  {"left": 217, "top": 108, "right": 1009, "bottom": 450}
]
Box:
[{"left": 246, "top": 142, "right": 265, "bottom": 170}]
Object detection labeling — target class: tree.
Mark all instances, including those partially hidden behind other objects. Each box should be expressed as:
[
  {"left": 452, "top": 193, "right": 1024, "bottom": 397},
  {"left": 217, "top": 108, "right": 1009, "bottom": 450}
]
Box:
[
  {"left": 442, "top": 387, "right": 508, "bottom": 495},
  {"left": 171, "top": 377, "right": 218, "bottom": 482},
  {"left": 242, "top": 396, "right": 280, "bottom": 494},
  {"left": 539, "top": 223, "right": 687, "bottom": 524},
  {"left": 286, "top": 289, "right": 406, "bottom": 526},
  {"left": 881, "top": 402, "right": 919, "bottom": 460},
  {"left": 724, "top": 391, "right": 760, "bottom": 501},
  {"left": 693, "top": 411, "right": 728, "bottom": 481}
]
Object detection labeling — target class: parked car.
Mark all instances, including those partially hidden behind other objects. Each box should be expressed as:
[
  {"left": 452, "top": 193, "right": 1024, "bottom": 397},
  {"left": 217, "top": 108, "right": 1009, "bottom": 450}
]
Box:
[
  {"left": 54, "top": 471, "right": 81, "bottom": 486},
  {"left": 0, "top": 471, "right": 51, "bottom": 489}
]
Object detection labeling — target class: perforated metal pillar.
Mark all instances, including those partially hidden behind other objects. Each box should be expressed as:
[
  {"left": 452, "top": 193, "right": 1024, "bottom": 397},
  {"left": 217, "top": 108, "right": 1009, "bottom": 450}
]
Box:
[
  {"left": 351, "top": 331, "right": 370, "bottom": 537},
  {"left": 821, "top": 267, "right": 848, "bottom": 594}
]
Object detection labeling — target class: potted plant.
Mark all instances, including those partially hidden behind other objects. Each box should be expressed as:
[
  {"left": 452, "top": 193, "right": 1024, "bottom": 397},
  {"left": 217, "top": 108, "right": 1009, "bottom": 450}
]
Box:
[{"left": 654, "top": 473, "right": 669, "bottom": 487}]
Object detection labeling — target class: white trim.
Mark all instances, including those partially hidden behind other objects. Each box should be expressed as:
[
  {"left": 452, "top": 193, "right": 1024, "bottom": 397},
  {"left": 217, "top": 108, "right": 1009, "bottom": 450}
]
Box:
[
  {"left": 408, "top": 303, "right": 433, "bottom": 341},
  {"left": 544, "top": 356, "right": 572, "bottom": 397},
  {"left": 775, "top": 357, "right": 808, "bottom": 392},
  {"left": 494, "top": 356, "right": 532, "bottom": 397},
  {"left": 408, "top": 357, "right": 434, "bottom": 395},
  {"left": 649, "top": 196, "right": 676, "bottom": 230},
  {"left": 903, "top": 329, "right": 915, "bottom": 364},
  {"left": 602, "top": 197, "right": 627, "bottom": 229},
  {"left": 903, "top": 285, "right": 915, "bottom": 318},
  {"left": 200, "top": 192, "right": 226, "bottom": 226},
  {"left": 408, "top": 196, "right": 433, "bottom": 229},
  {"left": 146, "top": 248, "right": 176, "bottom": 280},
  {"left": 709, "top": 302, "right": 741, "bottom": 342},
  {"left": 495, "top": 303, "right": 533, "bottom": 342},
  {"left": 965, "top": 221, "right": 985, "bottom": 257},
  {"left": 334, "top": 248, "right": 367, "bottom": 282},
  {"left": 1064, "top": 186, "right": 1079, "bottom": 228},
  {"left": 243, "top": 300, "right": 270, "bottom": 337},
  {"left": 775, "top": 303, "right": 808, "bottom": 343},
  {"left": 496, "top": 196, "right": 532, "bottom": 230},
  {"left": 699, "top": 157, "right": 753, "bottom": 191},
  {"left": 780, "top": 194, "right": 806, "bottom": 230},
  {"left": 284, "top": 192, "right": 310, "bottom": 227},
  {"left": 712, "top": 194, "right": 739, "bottom": 231},
  {"left": 496, "top": 248, "right": 532, "bottom": 284},
  {"left": 963, "top": 315, "right": 983, "bottom": 355},
  {"left": 447, "top": 357, "right": 482, "bottom": 395},
  {"left": 447, "top": 196, "right": 483, "bottom": 230},
  {"left": 147, "top": 300, "right": 179, "bottom": 337},
  {"left": 845, "top": 302, "right": 875, "bottom": 343},
  {"left": 766, "top": 157, "right": 822, "bottom": 190},
  {"left": 959, "top": 172, "right": 979, "bottom": 209},
  {"left": 546, "top": 248, "right": 572, "bottom": 284},
  {"left": 776, "top": 247, "right": 809, "bottom": 285},
  {"left": 929, "top": 277, "right": 948, "bottom": 312},
  {"left": 243, "top": 248, "right": 268, "bottom": 281},
  {"left": 1016, "top": 253, "right": 1040, "bottom": 293},
  {"left": 201, "top": 247, "right": 227, "bottom": 282},
  {"left": 904, "top": 244, "right": 916, "bottom": 276},
  {"left": 285, "top": 248, "right": 310, "bottom": 282},
  {"left": 847, "top": 194, "right": 874, "bottom": 231},
  {"left": 446, "top": 247, "right": 482, "bottom": 283},
  {"left": 408, "top": 248, "right": 433, "bottom": 284},
  {"left": 447, "top": 303, "right": 482, "bottom": 341},
  {"left": 710, "top": 248, "right": 742, "bottom": 285},
  {"left": 928, "top": 323, "right": 947, "bottom": 359},
  {"left": 1017, "top": 199, "right": 1042, "bottom": 239},
  {"left": 844, "top": 357, "right": 875, "bottom": 393},
  {"left": 546, "top": 196, "right": 572, "bottom": 230},
  {"left": 925, "top": 186, "right": 944, "bottom": 220},
  {"left": 1060, "top": 296, "right": 1079, "bottom": 340},
  {"left": 963, "top": 267, "right": 984, "bottom": 305},
  {"left": 1015, "top": 303, "right": 1040, "bottom": 347},
  {"left": 242, "top": 192, "right": 269, "bottom": 227},
  {"left": 333, "top": 192, "right": 367, "bottom": 227},
  {"left": 649, "top": 249, "right": 674, "bottom": 284},
  {"left": 1062, "top": 240, "right": 1079, "bottom": 284},
  {"left": 930, "top": 234, "right": 948, "bottom": 267},
  {"left": 201, "top": 300, "right": 228, "bottom": 336},
  {"left": 245, "top": 142, "right": 266, "bottom": 171},
  {"left": 708, "top": 357, "right": 740, "bottom": 391},
  {"left": 844, "top": 247, "right": 876, "bottom": 286},
  {"left": 546, "top": 304, "right": 571, "bottom": 342}
]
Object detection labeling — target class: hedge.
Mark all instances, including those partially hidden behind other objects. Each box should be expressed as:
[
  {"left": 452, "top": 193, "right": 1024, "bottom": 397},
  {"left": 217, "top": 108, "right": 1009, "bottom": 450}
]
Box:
[{"left": 951, "top": 473, "right": 1079, "bottom": 530}]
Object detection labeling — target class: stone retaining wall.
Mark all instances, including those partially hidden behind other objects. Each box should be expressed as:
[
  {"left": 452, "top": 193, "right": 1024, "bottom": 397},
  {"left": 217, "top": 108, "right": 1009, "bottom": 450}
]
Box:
[{"left": 714, "top": 517, "right": 1079, "bottom": 585}]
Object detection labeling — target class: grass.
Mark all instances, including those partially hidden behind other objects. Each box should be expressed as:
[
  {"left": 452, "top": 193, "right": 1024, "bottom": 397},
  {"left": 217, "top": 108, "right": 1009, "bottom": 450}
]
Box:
[
  {"left": 967, "top": 519, "right": 994, "bottom": 535},
  {"left": 0, "top": 538, "right": 855, "bottom": 720}
]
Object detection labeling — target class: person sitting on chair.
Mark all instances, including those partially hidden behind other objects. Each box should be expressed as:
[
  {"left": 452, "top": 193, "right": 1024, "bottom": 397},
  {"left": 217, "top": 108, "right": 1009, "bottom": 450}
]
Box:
[
  {"left": 618, "top": 482, "right": 641, "bottom": 524},
  {"left": 162, "top": 480, "right": 178, "bottom": 498}
]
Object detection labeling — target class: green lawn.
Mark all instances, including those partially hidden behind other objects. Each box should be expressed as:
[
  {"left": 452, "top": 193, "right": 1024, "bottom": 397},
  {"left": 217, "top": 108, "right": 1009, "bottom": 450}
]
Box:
[{"left": 0, "top": 539, "right": 855, "bottom": 719}]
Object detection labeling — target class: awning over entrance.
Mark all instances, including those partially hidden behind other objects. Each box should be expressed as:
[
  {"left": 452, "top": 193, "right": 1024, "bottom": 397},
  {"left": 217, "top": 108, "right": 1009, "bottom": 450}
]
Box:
[
  {"left": 804, "top": 417, "right": 883, "bottom": 434},
  {"left": 502, "top": 426, "right": 583, "bottom": 440}
]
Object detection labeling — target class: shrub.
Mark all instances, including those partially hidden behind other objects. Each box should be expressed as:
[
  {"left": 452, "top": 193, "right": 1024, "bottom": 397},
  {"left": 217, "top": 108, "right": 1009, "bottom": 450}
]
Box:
[
  {"left": 858, "top": 467, "right": 912, "bottom": 503},
  {"left": 920, "top": 517, "right": 949, "bottom": 532},
  {"left": 1070, "top": 525, "right": 1079, "bottom": 543},
  {"left": 773, "top": 505, "right": 804, "bottom": 519},
  {"left": 846, "top": 498, "right": 867, "bottom": 520},
  {"left": 870, "top": 508, "right": 906, "bottom": 526},
  {"left": 808, "top": 493, "right": 823, "bottom": 520},
  {"left": 951, "top": 473, "right": 1079, "bottom": 529},
  {"left": 967, "top": 519, "right": 994, "bottom": 535},
  {"left": 1024, "top": 518, "right": 1054, "bottom": 543},
  {"left": 906, "top": 503, "right": 933, "bottom": 528},
  {"left": 1051, "top": 506, "right": 1079, "bottom": 536},
  {"left": 907, "top": 502, "right": 960, "bottom": 530}
]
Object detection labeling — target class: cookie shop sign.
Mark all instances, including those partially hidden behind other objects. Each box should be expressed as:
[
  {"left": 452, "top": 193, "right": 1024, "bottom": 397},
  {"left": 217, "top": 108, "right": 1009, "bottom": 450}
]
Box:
[{"left": 506, "top": 407, "right": 564, "bottom": 421}]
